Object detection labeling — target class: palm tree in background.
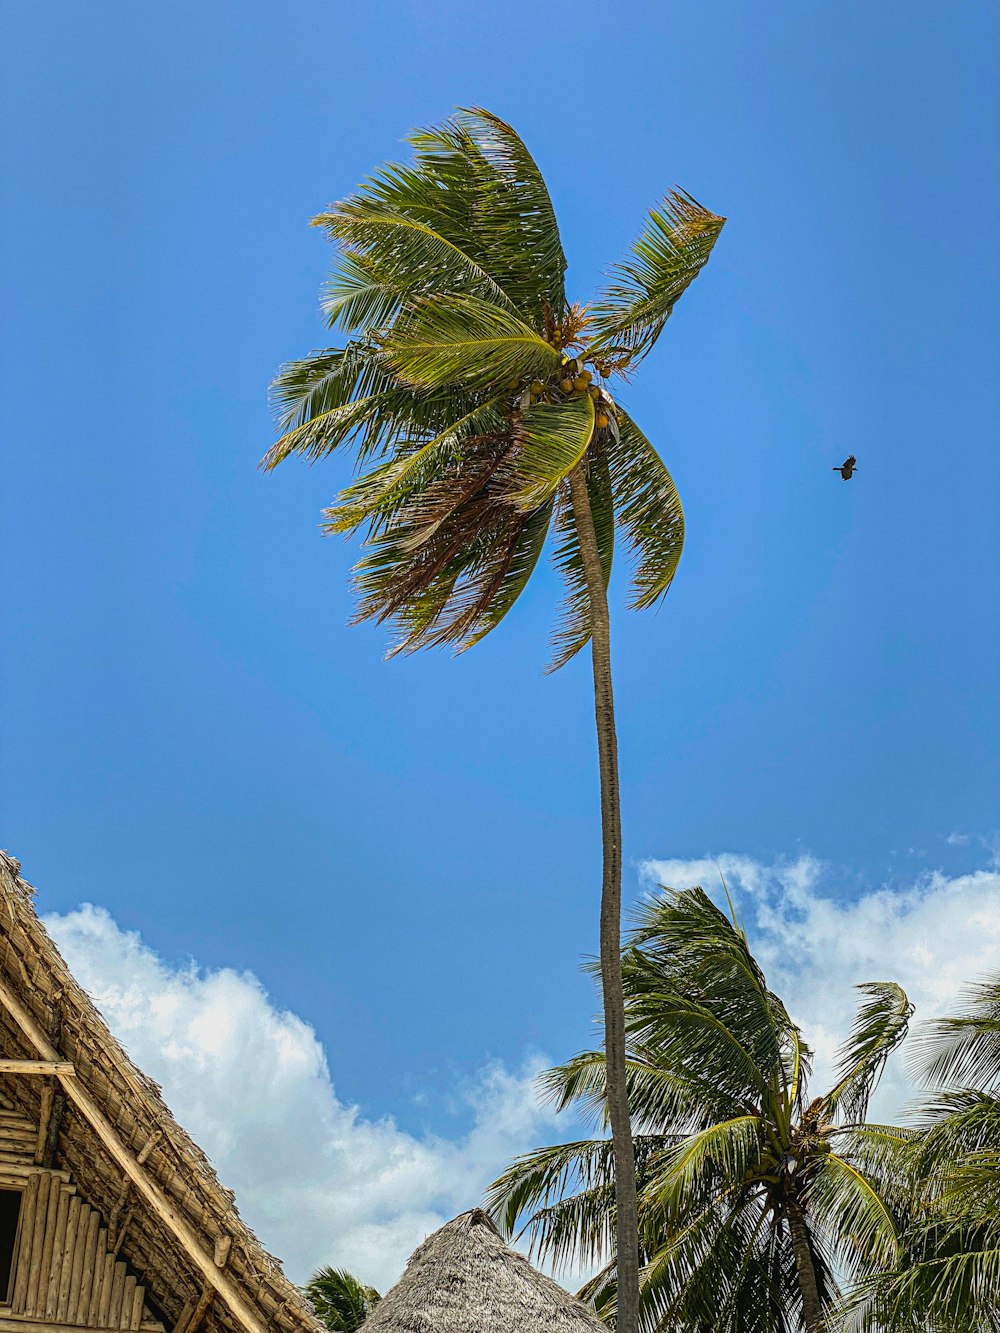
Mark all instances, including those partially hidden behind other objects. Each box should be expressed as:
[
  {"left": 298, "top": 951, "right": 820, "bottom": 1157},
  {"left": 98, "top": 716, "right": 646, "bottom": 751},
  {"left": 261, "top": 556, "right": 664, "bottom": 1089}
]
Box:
[
  {"left": 305, "top": 1266, "right": 381, "bottom": 1333},
  {"left": 841, "top": 974, "right": 1000, "bottom": 1332},
  {"left": 264, "top": 108, "right": 724, "bottom": 1333},
  {"left": 487, "top": 887, "right": 913, "bottom": 1333}
]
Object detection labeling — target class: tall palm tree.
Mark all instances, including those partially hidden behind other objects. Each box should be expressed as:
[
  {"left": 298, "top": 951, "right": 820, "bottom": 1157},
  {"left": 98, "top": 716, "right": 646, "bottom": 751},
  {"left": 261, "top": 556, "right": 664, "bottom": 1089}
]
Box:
[
  {"left": 305, "top": 1266, "right": 381, "bottom": 1333},
  {"left": 841, "top": 974, "right": 1000, "bottom": 1332},
  {"left": 486, "top": 887, "right": 913, "bottom": 1333},
  {"left": 264, "top": 109, "right": 723, "bottom": 1333}
]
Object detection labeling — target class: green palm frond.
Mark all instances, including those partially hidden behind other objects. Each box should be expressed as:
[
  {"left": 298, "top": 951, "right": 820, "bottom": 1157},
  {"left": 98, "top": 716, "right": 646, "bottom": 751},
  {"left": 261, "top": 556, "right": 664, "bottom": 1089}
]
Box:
[
  {"left": 323, "top": 401, "right": 506, "bottom": 534},
  {"left": 314, "top": 173, "right": 518, "bottom": 314},
  {"left": 453, "top": 494, "right": 556, "bottom": 652},
  {"left": 824, "top": 982, "right": 913, "bottom": 1123},
  {"left": 511, "top": 393, "right": 596, "bottom": 510},
  {"left": 321, "top": 251, "right": 404, "bottom": 333},
  {"left": 912, "top": 974, "right": 1000, "bottom": 1092},
  {"left": 804, "top": 1152, "right": 900, "bottom": 1273},
  {"left": 453, "top": 108, "right": 567, "bottom": 318},
  {"left": 627, "top": 888, "right": 795, "bottom": 1102},
  {"left": 486, "top": 1133, "right": 672, "bottom": 1275},
  {"left": 648, "top": 1116, "right": 769, "bottom": 1218},
  {"left": 547, "top": 442, "right": 614, "bottom": 671},
  {"left": 537, "top": 1047, "right": 717, "bottom": 1137},
  {"left": 607, "top": 409, "right": 685, "bottom": 610},
  {"left": 304, "top": 1266, "right": 380, "bottom": 1333},
  {"left": 590, "top": 191, "right": 725, "bottom": 366},
  {"left": 381, "top": 291, "right": 560, "bottom": 390}
]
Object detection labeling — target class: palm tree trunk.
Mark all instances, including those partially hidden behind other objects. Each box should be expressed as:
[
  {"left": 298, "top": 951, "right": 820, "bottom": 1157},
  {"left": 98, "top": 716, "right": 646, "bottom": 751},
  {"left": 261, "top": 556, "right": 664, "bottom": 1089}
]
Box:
[
  {"left": 568, "top": 463, "right": 640, "bottom": 1333},
  {"left": 787, "top": 1204, "right": 823, "bottom": 1333}
]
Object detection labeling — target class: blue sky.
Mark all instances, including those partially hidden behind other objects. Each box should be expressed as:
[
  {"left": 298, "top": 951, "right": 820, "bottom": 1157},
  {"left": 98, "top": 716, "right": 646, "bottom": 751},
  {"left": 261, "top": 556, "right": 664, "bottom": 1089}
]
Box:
[{"left": 2, "top": 0, "right": 999, "bottom": 1284}]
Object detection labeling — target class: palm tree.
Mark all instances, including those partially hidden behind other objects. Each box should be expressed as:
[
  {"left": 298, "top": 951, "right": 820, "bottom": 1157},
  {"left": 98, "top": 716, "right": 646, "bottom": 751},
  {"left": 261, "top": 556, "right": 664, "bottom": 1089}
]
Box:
[
  {"left": 486, "top": 886, "right": 913, "bottom": 1333},
  {"left": 840, "top": 974, "right": 1000, "bottom": 1332},
  {"left": 264, "top": 108, "right": 724, "bottom": 1333},
  {"left": 305, "top": 1266, "right": 381, "bottom": 1333}
]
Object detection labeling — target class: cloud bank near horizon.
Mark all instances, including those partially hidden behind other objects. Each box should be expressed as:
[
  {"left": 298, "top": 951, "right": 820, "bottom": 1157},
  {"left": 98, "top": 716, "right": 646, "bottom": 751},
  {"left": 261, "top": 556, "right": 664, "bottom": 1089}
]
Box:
[{"left": 44, "top": 847, "right": 1000, "bottom": 1291}]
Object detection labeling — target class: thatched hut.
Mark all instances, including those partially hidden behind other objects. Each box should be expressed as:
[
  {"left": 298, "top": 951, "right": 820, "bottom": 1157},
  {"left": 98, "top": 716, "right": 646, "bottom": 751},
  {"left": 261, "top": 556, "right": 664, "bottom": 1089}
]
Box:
[
  {"left": 361, "top": 1209, "right": 606, "bottom": 1332},
  {"left": 0, "top": 850, "right": 323, "bottom": 1333}
]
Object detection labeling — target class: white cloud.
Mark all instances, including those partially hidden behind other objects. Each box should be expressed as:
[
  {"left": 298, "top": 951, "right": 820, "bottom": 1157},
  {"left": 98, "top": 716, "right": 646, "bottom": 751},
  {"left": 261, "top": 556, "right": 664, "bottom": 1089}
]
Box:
[
  {"left": 637, "top": 853, "right": 1000, "bottom": 1121},
  {"left": 44, "top": 905, "right": 566, "bottom": 1292}
]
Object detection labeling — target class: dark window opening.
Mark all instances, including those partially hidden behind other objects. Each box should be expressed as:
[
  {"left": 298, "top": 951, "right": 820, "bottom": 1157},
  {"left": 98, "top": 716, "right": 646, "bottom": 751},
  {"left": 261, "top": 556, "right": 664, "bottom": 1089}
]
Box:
[{"left": 0, "top": 1190, "right": 22, "bottom": 1303}]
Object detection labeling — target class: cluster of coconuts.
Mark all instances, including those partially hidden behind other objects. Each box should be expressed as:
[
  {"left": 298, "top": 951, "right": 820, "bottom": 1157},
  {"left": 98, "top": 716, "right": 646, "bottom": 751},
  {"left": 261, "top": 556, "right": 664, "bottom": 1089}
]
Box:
[{"left": 510, "top": 357, "right": 613, "bottom": 430}]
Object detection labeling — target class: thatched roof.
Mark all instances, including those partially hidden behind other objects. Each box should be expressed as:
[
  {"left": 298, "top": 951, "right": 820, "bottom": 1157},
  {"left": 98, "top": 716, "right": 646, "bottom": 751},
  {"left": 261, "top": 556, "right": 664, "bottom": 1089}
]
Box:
[
  {"left": 0, "top": 849, "right": 324, "bottom": 1333},
  {"left": 361, "top": 1209, "right": 606, "bottom": 1332}
]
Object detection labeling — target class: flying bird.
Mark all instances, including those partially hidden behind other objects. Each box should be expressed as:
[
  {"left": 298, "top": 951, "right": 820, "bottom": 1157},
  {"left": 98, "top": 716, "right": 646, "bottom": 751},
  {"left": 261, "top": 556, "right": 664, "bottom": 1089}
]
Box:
[{"left": 833, "top": 455, "right": 858, "bottom": 480}]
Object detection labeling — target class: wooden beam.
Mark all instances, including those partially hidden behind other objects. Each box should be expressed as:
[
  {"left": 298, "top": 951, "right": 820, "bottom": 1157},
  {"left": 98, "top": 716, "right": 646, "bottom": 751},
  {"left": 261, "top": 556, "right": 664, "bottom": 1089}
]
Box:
[
  {"left": 0, "top": 978, "right": 269, "bottom": 1333},
  {"left": 173, "top": 1286, "right": 212, "bottom": 1333},
  {"left": 0, "top": 1061, "right": 74, "bottom": 1077},
  {"left": 0, "top": 1320, "right": 164, "bottom": 1333},
  {"left": 34, "top": 1084, "right": 54, "bottom": 1164}
]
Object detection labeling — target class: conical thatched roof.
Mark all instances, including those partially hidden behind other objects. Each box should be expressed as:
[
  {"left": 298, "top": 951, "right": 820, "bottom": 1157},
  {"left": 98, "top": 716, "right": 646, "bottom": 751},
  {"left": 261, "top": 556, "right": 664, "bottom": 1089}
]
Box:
[{"left": 361, "top": 1209, "right": 606, "bottom": 1331}]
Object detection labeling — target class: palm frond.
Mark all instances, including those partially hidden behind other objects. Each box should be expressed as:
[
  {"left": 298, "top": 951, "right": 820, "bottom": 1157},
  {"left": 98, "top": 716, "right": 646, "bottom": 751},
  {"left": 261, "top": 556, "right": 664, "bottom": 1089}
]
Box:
[
  {"left": 454, "top": 108, "right": 567, "bottom": 319},
  {"left": 321, "top": 251, "right": 403, "bottom": 333},
  {"left": 510, "top": 393, "right": 596, "bottom": 511},
  {"left": 590, "top": 190, "right": 725, "bottom": 365},
  {"left": 804, "top": 1152, "right": 900, "bottom": 1274},
  {"left": 547, "top": 441, "right": 614, "bottom": 672},
  {"left": 648, "top": 1116, "right": 769, "bottom": 1219},
  {"left": 912, "top": 974, "right": 1000, "bottom": 1092},
  {"left": 824, "top": 982, "right": 913, "bottom": 1123},
  {"left": 304, "top": 1266, "right": 380, "bottom": 1333},
  {"left": 314, "top": 167, "right": 517, "bottom": 314},
  {"left": 323, "top": 401, "right": 506, "bottom": 534},
  {"left": 381, "top": 292, "right": 560, "bottom": 390},
  {"left": 608, "top": 408, "right": 685, "bottom": 610},
  {"left": 628, "top": 887, "right": 795, "bottom": 1103}
]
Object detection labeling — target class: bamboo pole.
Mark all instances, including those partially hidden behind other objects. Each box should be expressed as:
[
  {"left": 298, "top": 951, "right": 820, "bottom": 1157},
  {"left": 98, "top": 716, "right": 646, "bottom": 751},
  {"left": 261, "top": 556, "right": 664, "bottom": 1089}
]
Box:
[
  {"left": 31, "top": 1176, "right": 61, "bottom": 1314},
  {"left": 129, "top": 1282, "right": 146, "bottom": 1331},
  {"left": 56, "top": 1194, "right": 83, "bottom": 1321},
  {"left": 34, "top": 1084, "right": 54, "bottom": 1164},
  {"left": 120, "top": 1275, "right": 137, "bottom": 1330},
  {"left": 174, "top": 1285, "right": 212, "bottom": 1333},
  {"left": 44, "top": 1186, "right": 70, "bottom": 1317},
  {"left": 25, "top": 1171, "right": 53, "bottom": 1313},
  {"left": 87, "top": 1229, "right": 109, "bottom": 1327},
  {"left": 0, "top": 1061, "right": 74, "bottom": 1076},
  {"left": 97, "top": 1251, "right": 116, "bottom": 1327},
  {"left": 74, "top": 1206, "right": 100, "bottom": 1325},
  {"left": 108, "top": 1261, "right": 126, "bottom": 1328},
  {"left": 0, "top": 976, "right": 269, "bottom": 1333},
  {"left": 11, "top": 1172, "right": 39, "bottom": 1313}
]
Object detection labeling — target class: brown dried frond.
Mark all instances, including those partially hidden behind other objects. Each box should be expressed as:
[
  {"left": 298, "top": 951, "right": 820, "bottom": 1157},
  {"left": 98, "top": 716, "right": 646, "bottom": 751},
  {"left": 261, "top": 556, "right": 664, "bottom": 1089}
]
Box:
[{"left": 557, "top": 302, "right": 592, "bottom": 350}]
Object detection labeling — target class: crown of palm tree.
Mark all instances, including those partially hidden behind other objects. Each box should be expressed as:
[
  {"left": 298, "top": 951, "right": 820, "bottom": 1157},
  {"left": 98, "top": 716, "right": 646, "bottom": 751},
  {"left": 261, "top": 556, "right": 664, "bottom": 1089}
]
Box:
[
  {"left": 487, "top": 888, "right": 913, "bottom": 1333},
  {"left": 263, "top": 108, "right": 724, "bottom": 667}
]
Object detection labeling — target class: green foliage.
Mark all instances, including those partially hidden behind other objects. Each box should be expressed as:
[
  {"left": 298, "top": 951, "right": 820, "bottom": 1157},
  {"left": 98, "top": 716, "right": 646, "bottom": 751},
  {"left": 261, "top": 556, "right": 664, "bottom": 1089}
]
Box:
[
  {"left": 838, "top": 976, "right": 1000, "bottom": 1332},
  {"left": 265, "top": 108, "right": 723, "bottom": 666},
  {"left": 305, "top": 1266, "right": 381, "bottom": 1333},
  {"left": 486, "top": 887, "right": 912, "bottom": 1332}
]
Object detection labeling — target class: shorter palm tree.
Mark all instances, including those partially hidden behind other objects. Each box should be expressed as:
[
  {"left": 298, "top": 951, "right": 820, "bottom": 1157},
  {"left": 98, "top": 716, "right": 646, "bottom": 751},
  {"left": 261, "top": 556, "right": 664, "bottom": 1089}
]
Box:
[
  {"left": 841, "top": 974, "right": 1000, "bottom": 1332},
  {"left": 487, "top": 887, "right": 912, "bottom": 1333},
  {"left": 305, "top": 1266, "right": 381, "bottom": 1333}
]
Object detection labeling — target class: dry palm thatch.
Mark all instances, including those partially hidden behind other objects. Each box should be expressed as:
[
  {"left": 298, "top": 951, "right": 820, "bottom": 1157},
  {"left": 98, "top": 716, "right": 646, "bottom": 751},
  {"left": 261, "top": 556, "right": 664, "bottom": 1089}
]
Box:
[
  {"left": 0, "top": 849, "right": 324, "bottom": 1333},
  {"left": 359, "top": 1209, "right": 605, "bottom": 1332}
]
